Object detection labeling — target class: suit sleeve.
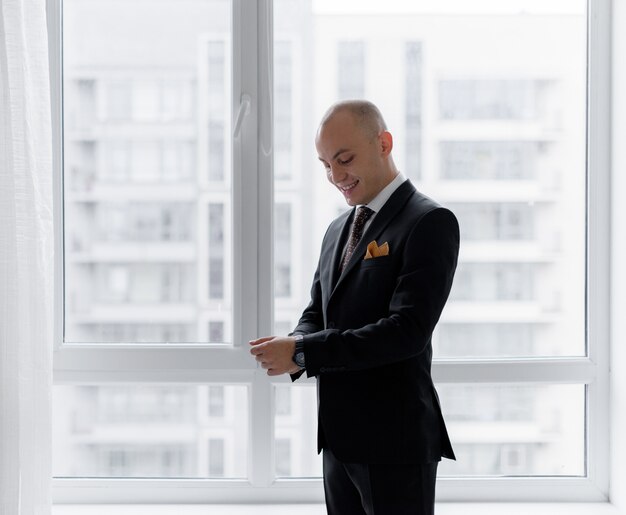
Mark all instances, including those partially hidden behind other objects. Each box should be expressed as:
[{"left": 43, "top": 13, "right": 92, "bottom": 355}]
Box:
[
  {"left": 291, "top": 263, "right": 325, "bottom": 336},
  {"left": 288, "top": 250, "right": 326, "bottom": 381},
  {"left": 300, "top": 207, "right": 459, "bottom": 377}
]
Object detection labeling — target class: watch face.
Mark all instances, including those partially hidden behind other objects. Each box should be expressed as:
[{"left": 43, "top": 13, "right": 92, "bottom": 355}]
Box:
[{"left": 295, "top": 352, "right": 305, "bottom": 367}]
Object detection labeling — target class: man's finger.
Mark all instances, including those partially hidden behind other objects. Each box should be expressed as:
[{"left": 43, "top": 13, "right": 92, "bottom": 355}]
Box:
[
  {"left": 250, "top": 344, "right": 267, "bottom": 356},
  {"left": 249, "top": 336, "right": 275, "bottom": 346}
]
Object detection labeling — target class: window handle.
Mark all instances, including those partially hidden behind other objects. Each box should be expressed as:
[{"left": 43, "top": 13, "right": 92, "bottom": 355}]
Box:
[{"left": 233, "top": 93, "right": 251, "bottom": 138}]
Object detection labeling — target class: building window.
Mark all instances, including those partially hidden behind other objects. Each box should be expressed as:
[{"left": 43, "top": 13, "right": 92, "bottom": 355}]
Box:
[
  {"left": 275, "top": 438, "right": 292, "bottom": 477},
  {"left": 451, "top": 202, "right": 534, "bottom": 240},
  {"left": 207, "top": 42, "right": 226, "bottom": 181},
  {"left": 274, "top": 40, "right": 293, "bottom": 181},
  {"left": 66, "top": 79, "right": 96, "bottom": 129},
  {"left": 133, "top": 81, "right": 161, "bottom": 121},
  {"left": 275, "top": 386, "right": 292, "bottom": 416},
  {"left": 208, "top": 438, "right": 225, "bottom": 477},
  {"left": 405, "top": 41, "right": 422, "bottom": 180},
  {"left": 436, "top": 323, "right": 535, "bottom": 358},
  {"left": 95, "top": 202, "right": 193, "bottom": 242},
  {"left": 440, "top": 141, "right": 540, "bottom": 180},
  {"left": 162, "top": 141, "right": 195, "bottom": 182},
  {"left": 451, "top": 263, "right": 534, "bottom": 302},
  {"left": 208, "top": 386, "right": 225, "bottom": 418},
  {"left": 99, "top": 446, "right": 190, "bottom": 478},
  {"left": 207, "top": 321, "right": 224, "bottom": 343},
  {"left": 439, "top": 79, "right": 539, "bottom": 120},
  {"left": 337, "top": 41, "right": 365, "bottom": 99},
  {"left": 103, "top": 81, "right": 132, "bottom": 121},
  {"left": 274, "top": 203, "right": 292, "bottom": 298},
  {"left": 208, "top": 203, "right": 225, "bottom": 300}
]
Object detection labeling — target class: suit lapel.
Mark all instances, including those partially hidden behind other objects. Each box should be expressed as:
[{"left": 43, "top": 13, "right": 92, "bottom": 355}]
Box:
[
  {"left": 331, "top": 180, "right": 416, "bottom": 296},
  {"left": 321, "top": 209, "right": 354, "bottom": 299}
]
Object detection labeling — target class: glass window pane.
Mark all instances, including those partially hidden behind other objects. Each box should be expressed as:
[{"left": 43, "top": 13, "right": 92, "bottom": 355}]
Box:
[
  {"left": 63, "top": 0, "right": 232, "bottom": 344},
  {"left": 273, "top": 0, "right": 586, "bottom": 359},
  {"left": 438, "top": 384, "right": 585, "bottom": 476},
  {"left": 273, "top": 0, "right": 587, "bottom": 483},
  {"left": 274, "top": 385, "right": 322, "bottom": 478},
  {"left": 273, "top": 383, "right": 584, "bottom": 479},
  {"left": 53, "top": 385, "right": 248, "bottom": 479}
]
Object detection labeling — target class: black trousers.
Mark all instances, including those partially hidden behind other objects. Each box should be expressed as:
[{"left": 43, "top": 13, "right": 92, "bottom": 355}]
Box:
[{"left": 322, "top": 448, "right": 439, "bottom": 515}]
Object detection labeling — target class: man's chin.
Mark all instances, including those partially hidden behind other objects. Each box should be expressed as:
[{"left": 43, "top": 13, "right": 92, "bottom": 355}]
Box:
[{"left": 342, "top": 193, "right": 360, "bottom": 206}]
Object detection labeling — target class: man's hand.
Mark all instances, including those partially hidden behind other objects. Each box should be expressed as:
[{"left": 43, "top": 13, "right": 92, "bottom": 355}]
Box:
[{"left": 249, "top": 336, "right": 302, "bottom": 376}]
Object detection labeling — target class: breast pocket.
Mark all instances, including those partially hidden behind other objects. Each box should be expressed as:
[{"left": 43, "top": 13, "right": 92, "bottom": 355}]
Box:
[
  {"left": 360, "top": 255, "right": 392, "bottom": 269},
  {"left": 359, "top": 256, "right": 396, "bottom": 302}
]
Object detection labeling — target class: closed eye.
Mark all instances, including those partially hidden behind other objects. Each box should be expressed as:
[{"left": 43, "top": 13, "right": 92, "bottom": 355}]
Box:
[
  {"left": 337, "top": 156, "right": 354, "bottom": 166},
  {"left": 318, "top": 159, "right": 330, "bottom": 171}
]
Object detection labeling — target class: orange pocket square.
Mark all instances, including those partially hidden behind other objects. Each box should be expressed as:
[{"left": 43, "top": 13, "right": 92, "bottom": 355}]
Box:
[{"left": 365, "top": 240, "right": 390, "bottom": 259}]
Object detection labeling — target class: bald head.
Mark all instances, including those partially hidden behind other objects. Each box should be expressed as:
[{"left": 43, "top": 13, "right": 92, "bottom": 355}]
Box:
[
  {"left": 315, "top": 100, "right": 398, "bottom": 206},
  {"left": 318, "top": 100, "right": 388, "bottom": 141}
]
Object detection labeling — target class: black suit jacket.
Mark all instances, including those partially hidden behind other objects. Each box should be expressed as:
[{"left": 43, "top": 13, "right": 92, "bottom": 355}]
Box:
[{"left": 291, "top": 179, "right": 459, "bottom": 464}]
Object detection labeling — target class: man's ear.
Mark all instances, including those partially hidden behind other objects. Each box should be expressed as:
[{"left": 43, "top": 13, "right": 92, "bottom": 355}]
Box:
[{"left": 379, "top": 131, "right": 393, "bottom": 157}]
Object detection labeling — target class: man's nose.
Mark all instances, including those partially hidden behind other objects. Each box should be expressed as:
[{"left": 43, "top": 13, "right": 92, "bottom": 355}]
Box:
[{"left": 329, "top": 166, "right": 347, "bottom": 184}]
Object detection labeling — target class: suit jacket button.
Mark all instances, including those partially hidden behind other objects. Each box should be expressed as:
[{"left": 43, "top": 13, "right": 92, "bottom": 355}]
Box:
[
  {"left": 327, "top": 322, "right": 335, "bottom": 329},
  {"left": 320, "top": 367, "right": 327, "bottom": 373}
]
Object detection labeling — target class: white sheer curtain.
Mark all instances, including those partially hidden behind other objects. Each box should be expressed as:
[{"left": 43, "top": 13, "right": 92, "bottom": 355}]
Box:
[{"left": 0, "top": 0, "right": 53, "bottom": 514}]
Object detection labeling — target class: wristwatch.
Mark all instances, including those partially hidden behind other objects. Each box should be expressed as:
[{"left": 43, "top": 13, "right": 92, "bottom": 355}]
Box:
[{"left": 292, "top": 334, "right": 306, "bottom": 369}]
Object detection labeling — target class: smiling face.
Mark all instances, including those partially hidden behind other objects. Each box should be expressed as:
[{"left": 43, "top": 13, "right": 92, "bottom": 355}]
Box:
[{"left": 315, "top": 109, "right": 396, "bottom": 206}]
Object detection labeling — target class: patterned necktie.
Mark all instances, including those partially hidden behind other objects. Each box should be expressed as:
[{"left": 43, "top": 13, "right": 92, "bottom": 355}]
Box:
[{"left": 340, "top": 206, "right": 374, "bottom": 272}]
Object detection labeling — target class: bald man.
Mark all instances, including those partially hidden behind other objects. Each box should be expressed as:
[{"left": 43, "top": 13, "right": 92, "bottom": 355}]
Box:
[{"left": 250, "top": 100, "right": 459, "bottom": 515}]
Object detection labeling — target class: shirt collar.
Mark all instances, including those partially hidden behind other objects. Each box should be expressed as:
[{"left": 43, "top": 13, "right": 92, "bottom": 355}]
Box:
[{"left": 362, "top": 172, "right": 407, "bottom": 214}]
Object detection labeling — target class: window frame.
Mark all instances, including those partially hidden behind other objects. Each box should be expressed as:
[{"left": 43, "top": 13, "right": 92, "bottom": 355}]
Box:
[{"left": 48, "top": 0, "right": 612, "bottom": 504}]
